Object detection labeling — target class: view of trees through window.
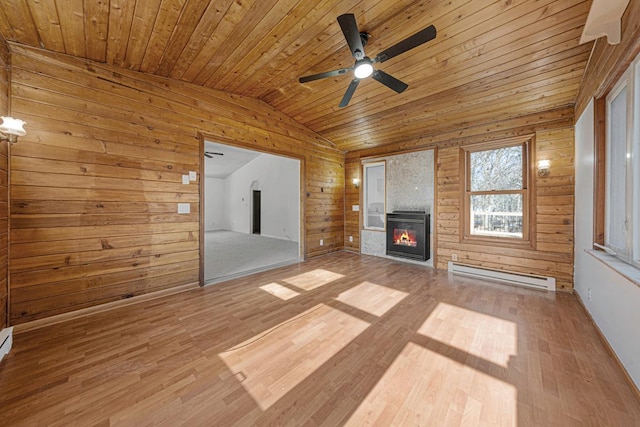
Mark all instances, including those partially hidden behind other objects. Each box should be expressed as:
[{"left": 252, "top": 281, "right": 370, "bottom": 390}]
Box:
[{"left": 469, "top": 145, "right": 524, "bottom": 238}]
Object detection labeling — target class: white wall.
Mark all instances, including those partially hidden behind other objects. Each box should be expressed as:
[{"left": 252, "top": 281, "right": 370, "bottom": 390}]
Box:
[
  {"left": 204, "top": 177, "right": 226, "bottom": 231},
  {"left": 223, "top": 154, "right": 300, "bottom": 242},
  {"left": 574, "top": 99, "right": 640, "bottom": 389}
]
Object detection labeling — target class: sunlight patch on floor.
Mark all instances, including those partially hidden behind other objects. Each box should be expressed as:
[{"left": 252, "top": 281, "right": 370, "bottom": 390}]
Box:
[
  {"left": 219, "top": 303, "right": 369, "bottom": 410},
  {"left": 259, "top": 282, "right": 300, "bottom": 300},
  {"left": 345, "top": 342, "right": 517, "bottom": 426},
  {"left": 282, "top": 269, "right": 345, "bottom": 290},
  {"left": 418, "top": 302, "right": 517, "bottom": 368},
  {"left": 335, "top": 281, "right": 408, "bottom": 317}
]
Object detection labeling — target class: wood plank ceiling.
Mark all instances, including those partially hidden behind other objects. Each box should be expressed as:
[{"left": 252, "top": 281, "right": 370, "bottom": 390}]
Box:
[{"left": 0, "top": 0, "right": 593, "bottom": 152}]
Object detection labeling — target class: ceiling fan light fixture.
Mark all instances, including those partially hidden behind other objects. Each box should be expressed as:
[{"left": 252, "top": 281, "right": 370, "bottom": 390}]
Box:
[
  {"left": 297, "top": 14, "right": 436, "bottom": 107},
  {"left": 354, "top": 59, "right": 373, "bottom": 79}
]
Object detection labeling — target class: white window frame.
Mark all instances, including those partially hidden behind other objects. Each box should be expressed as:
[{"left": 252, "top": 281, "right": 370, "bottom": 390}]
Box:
[{"left": 604, "top": 51, "right": 640, "bottom": 268}]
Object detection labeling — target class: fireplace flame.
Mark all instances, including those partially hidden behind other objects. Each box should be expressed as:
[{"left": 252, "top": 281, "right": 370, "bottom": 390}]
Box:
[{"left": 394, "top": 229, "right": 418, "bottom": 247}]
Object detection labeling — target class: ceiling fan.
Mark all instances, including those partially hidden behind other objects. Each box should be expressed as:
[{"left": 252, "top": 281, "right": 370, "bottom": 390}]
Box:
[
  {"left": 299, "top": 13, "right": 436, "bottom": 108},
  {"left": 204, "top": 151, "right": 224, "bottom": 159}
]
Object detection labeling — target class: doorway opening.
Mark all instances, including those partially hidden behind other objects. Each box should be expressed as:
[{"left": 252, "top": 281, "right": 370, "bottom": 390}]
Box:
[
  {"left": 203, "top": 141, "right": 302, "bottom": 283},
  {"left": 252, "top": 190, "right": 261, "bottom": 235}
]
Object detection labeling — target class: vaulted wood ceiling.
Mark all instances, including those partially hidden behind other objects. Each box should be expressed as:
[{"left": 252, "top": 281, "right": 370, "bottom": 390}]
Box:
[{"left": 0, "top": 0, "right": 593, "bottom": 152}]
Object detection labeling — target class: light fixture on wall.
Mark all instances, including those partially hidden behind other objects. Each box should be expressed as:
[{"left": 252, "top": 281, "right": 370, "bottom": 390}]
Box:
[
  {"left": 352, "top": 178, "right": 360, "bottom": 188},
  {"left": 0, "top": 116, "right": 27, "bottom": 144},
  {"left": 537, "top": 159, "right": 550, "bottom": 177}
]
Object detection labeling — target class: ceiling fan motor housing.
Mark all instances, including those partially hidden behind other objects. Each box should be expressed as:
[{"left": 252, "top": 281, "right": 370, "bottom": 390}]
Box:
[{"left": 360, "top": 32, "right": 369, "bottom": 48}]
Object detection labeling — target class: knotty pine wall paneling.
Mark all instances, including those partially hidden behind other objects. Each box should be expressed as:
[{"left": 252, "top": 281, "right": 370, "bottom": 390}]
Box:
[
  {"left": 344, "top": 156, "right": 360, "bottom": 252},
  {"left": 0, "top": 36, "right": 9, "bottom": 329},
  {"left": 7, "top": 44, "right": 344, "bottom": 324},
  {"left": 345, "top": 107, "right": 576, "bottom": 291}
]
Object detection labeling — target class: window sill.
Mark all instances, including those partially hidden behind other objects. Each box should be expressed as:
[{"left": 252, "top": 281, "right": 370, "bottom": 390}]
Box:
[
  {"left": 462, "top": 235, "right": 534, "bottom": 250},
  {"left": 586, "top": 249, "right": 640, "bottom": 288}
]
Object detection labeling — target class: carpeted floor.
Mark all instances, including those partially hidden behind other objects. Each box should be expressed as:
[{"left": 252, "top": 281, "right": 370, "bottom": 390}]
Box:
[{"left": 204, "top": 230, "right": 300, "bottom": 283}]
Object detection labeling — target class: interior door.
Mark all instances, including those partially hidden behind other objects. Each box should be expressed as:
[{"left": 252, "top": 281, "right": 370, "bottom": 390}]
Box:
[{"left": 252, "top": 190, "right": 261, "bottom": 234}]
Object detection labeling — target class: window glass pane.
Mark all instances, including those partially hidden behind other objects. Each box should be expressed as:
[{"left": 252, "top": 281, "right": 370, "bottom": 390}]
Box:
[
  {"left": 470, "top": 145, "right": 523, "bottom": 191},
  {"left": 634, "top": 61, "right": 640, "bottom": 264},
  {"left": 364, "top": 163, "right": 385, "bottom": 229},
  {"left": 606, "top": 85, "right": 628, "bottom": 251},
  {"left": 470, "top": 194, "right": 523, "bottom": 238}
]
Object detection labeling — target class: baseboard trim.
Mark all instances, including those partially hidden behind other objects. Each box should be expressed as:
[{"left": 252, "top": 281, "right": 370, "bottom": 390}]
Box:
[
  {"left": 0, "top": 327, "right": 13, "bottom": 361},
  {"left": 342, "top": 249, "right": 361, "bottom": 255},
  {"left": 574, "top": 291, "right": 640, "bottom": 405},
  {"left": 13, "top": 282, "right": 199, "bottom": 335}
]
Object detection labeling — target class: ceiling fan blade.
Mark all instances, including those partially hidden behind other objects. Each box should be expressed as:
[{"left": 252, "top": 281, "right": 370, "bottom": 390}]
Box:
[
  {"left": 372, "top": 70, "right": 408, "bottom": 93},
  {"left": 337, "top": 14, "right": 365, "bottom": 60},
  {"left": 299, "top": 67, "right": 352, "bottom": 83},
  {"left": 339, "top": 79, "right": 360, "bottom": 108},
  {"left": 374, "top": 25, "right": 436, "bottom": 63},
  {"left": 204, "top": 153, "right": 212, "bottom": 159}
]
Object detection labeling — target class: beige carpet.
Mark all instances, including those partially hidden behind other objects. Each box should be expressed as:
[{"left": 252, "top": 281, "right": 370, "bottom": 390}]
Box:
[{"left": 204, "top": 230, "right": 300, "bottom": 283}]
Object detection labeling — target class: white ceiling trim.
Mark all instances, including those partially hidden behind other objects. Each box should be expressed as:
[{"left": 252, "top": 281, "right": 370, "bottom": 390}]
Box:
[{"left": 580, "top": 0, "right": 631, "bottom": 45}]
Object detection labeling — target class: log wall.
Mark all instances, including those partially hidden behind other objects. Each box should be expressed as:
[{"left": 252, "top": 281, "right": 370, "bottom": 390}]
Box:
[
  {"left": 345, "top": 107, "right": 576, "bottom": 291},
  {"left": 0, "top": 37, "right": 9, "bottom": 329},
  {"left": 8, "top": 44, "right": 344, "bottom": 324}
]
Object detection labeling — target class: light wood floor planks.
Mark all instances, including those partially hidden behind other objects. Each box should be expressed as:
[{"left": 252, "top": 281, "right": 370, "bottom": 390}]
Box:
[{"left": 1, "top": 252, "right": 639, "bottom": 426}]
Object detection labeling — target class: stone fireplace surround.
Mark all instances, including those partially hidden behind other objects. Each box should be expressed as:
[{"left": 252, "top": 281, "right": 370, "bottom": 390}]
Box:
[{"left": 361, "top": 150, "right": 435, "bottom": 267}]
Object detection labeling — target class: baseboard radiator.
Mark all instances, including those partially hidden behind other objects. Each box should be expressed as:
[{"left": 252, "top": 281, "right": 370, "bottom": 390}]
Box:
[{"left": 448, "top": 262, "right": 556, "bottom": 291}]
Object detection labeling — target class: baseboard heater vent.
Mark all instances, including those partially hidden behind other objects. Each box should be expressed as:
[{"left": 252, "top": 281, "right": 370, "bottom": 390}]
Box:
[{"left": 448, "top": 262, "right": 556, "bottom": 291}]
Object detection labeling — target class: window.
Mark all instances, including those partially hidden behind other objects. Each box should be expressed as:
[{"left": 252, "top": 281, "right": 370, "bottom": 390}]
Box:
[
  {"left": 463, "top": 137, "right": 533, "bottom": 244},
  {"left": 363, "top": 162, "right": 385, "bottom": 230},
  {"left": 602, "top": 51, "right": 640, "bottom": 268}
]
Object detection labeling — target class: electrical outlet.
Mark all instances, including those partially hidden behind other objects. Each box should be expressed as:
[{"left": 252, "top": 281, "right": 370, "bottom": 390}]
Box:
[
  {"left": 452, "top": 253, "right": 458, "bottom": 262},
  {"left": 349, "top": 236, "right": 353, "bottom": 242},
  {"left": 182, "top": 175, "right": 190, "bottom": 185},
  {"left": 320, "top": 239, "right": 324, "bottom": 246},
  {"left": 177, "top": 203, "right": 190, "bottom": 214},
  {"left": 588, "top": 288, "right": 591, "bottom": 301}
]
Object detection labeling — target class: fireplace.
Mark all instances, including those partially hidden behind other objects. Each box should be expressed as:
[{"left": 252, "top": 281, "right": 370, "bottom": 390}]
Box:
[{"left": 386, "top": 211, "right": 430, "bottom": 261}]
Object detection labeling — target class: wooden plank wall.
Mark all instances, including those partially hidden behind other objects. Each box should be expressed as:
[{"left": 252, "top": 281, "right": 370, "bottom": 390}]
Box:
[
  {"left": 575, "top": 0, "right": 640, "bottom": 118},
  {"left": 7, "top": 44, "right": 344, "bottom": 325},
  {"left": 345, "top": 107, "right": 576, "bottom": 291},
  {"left": 0, "top": 36, "right": 9, "bottom": 329},
  {"left": 344, "top": 156, "right": 360, "bottom": 252}
]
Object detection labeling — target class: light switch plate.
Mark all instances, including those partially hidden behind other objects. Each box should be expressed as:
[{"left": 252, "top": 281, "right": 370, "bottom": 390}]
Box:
[
  {"left": 182, "top": 175, "right": 190, "bottom": 185},
  {"left": 352, "top": 205, "right": 360, "bottom": 211},
  {"left": 178, "top": 203, "right": 190, "bottom": 214},
  {"left": 189, "top": 171, "right": 197, "bottom": 181}
]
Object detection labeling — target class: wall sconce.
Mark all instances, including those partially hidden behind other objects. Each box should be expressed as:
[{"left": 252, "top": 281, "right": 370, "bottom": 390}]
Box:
[
  {"left": 537, "top": 159, "right": 550, "bottom": 177},
  {"left": 352, "top": 178, "right": 360, "bottom": 188},
  {"left": 0, "top": 116, "right": 27, "bottom": 144}
]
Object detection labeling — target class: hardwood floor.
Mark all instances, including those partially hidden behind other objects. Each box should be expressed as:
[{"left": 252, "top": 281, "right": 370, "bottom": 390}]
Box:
[{"left": 1, "top": 252, "right": 639, "bottom": 426}]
